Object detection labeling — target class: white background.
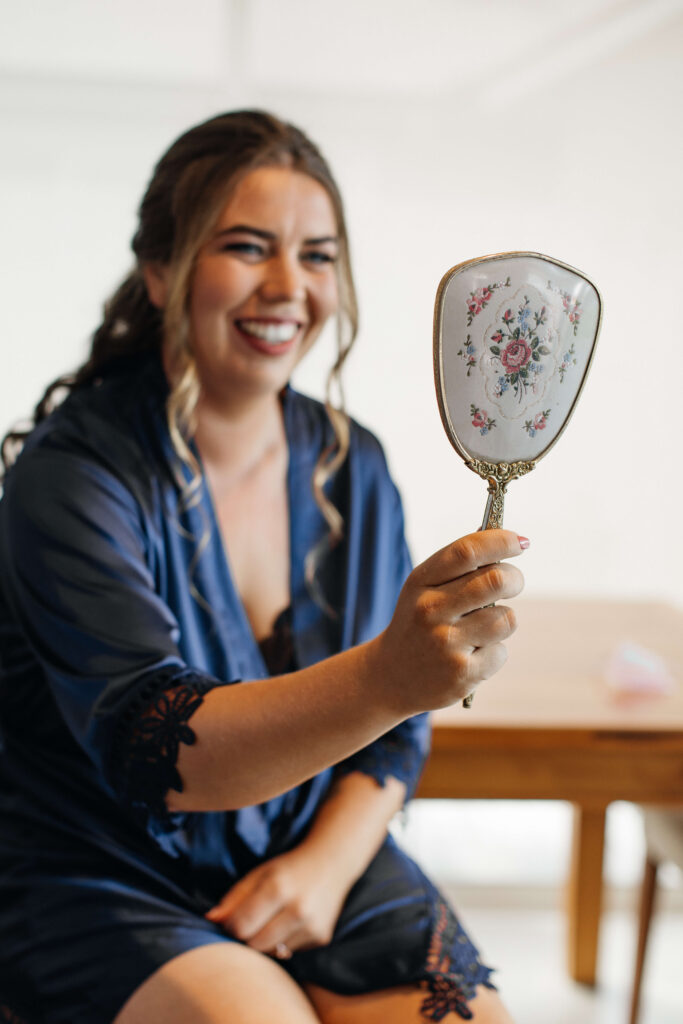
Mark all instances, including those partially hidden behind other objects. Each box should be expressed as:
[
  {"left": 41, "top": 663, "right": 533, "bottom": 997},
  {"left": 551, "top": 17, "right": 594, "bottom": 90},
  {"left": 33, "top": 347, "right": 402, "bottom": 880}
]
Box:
[{"left": 1, "top": 0, "right": 682, "bottom": 890}]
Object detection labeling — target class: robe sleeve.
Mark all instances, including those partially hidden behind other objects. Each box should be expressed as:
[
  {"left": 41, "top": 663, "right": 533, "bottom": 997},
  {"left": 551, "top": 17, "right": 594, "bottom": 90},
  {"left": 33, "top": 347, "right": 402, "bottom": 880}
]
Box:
[
  {"left": 0, "top": 445, "right": 225, "bottom": 819},
  {"left": 333, "top": 463, "right": 431, "bottom": 801}
]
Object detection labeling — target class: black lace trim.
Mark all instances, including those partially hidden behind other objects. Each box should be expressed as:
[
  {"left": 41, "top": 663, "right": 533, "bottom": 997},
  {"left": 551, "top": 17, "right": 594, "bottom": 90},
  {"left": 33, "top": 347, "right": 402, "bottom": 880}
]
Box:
[
  {"left": 418, "top": 900, "right": 495, "bottom": 1021},
  {"left": 334, "top": 731, "right": 425, "bottom": 801},
  {"left": 257, "top": 607, "right": 297, "bottom": 676},
  {"left": 110, "top": 665, "right": 221, "bottom": 819}
]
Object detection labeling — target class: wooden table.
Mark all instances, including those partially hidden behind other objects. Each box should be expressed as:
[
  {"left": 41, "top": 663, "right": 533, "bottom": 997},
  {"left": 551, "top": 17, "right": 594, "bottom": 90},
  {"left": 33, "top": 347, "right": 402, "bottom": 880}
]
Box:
[{"left": 414, "top": 598, "right": 683, "bottom": 985}]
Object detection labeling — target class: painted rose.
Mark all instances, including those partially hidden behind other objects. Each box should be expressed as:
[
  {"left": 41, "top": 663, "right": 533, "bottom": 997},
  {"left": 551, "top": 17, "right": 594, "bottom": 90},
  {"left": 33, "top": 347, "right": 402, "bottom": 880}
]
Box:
[
  {"left": 502, "top": 308, "right": 513, "bottom": 323},
  {"left": 491, "top": 330, "right": 503, "bottom": 343},
  {"left": 533, "top": 413, "right": 547, "bottom": 430},
  {"left": 472, "top": 409, "right": 488, "bottom": 428},
  {"left": 467, "top": 287, "right": 493, "bottom": 316},
  {"left": 501, "top": 338, "right": 532, "bottom": 372}
]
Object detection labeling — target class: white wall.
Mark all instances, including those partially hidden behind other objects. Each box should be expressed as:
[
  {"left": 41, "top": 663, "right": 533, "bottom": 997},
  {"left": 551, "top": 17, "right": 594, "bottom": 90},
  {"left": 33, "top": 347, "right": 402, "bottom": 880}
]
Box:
[
  {"left": 1, "top": 0, "right": 682, "bottom": 888},
  {"left": 1, "top": 0, "right": 681, "bottom": 608}
]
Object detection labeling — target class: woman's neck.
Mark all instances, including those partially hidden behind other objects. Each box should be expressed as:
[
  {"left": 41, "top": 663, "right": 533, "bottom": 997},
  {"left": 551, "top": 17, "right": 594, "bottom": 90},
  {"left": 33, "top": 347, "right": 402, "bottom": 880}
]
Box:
[{"left": 193, "top": 390, "right": 286, "bottom": 491}]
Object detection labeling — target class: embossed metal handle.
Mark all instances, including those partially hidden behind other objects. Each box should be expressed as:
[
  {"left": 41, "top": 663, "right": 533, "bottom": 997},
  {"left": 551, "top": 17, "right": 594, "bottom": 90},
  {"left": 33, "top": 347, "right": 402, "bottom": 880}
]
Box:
[{"left": 462, "top": 470, "right": 513, "bottom": 708}]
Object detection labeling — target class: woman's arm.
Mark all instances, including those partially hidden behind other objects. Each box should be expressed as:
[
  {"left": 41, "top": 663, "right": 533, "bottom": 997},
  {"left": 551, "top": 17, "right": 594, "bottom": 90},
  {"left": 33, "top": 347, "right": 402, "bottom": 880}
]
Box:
[
  {"left": 204, "top": 771, "right": 406, "bottom": 953},
  {"left": 168, "top": 528, "right": 525, "bottom": 812},
  {"left": 2, "top": 446, "right": 524, "bottom": 817}
]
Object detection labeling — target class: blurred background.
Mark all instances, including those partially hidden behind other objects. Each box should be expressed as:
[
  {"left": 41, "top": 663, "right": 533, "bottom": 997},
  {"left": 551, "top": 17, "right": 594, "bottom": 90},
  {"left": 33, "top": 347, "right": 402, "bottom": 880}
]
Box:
[{"left": 1, "top": 1, "right": 682, "bottom": 1020}]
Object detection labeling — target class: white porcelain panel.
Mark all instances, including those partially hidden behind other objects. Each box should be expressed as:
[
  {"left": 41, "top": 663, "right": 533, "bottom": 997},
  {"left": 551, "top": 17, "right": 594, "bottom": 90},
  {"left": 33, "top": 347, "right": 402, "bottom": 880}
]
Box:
[{"left": 437, "top": 254, "right": 600, "bottom": 465}]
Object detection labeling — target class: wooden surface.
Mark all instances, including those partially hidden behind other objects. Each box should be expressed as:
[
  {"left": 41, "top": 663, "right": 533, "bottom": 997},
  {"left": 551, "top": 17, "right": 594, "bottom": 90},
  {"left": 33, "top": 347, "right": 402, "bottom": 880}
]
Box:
[{"left": 414, "top": 598, "right": 683, "bottom": 985}]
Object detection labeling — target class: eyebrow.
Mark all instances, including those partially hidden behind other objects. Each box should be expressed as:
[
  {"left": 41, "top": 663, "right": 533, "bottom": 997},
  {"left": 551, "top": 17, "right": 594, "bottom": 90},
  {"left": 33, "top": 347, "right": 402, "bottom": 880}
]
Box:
[{"left": 215, "top": 225, "right": 339, "bottom": 246}]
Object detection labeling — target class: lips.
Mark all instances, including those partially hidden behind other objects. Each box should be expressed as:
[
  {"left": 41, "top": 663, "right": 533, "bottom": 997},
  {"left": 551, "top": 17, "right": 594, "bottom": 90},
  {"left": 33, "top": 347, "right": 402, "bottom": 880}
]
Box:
[{"left": 234, "top": 318, "right": 304, "bottom": 356}]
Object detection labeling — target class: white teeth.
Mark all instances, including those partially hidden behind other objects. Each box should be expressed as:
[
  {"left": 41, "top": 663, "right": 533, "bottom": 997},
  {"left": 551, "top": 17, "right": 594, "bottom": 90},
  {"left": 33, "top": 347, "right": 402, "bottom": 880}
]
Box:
[{"left": 238, "top": 320, "right": 299, "bottom": 344}]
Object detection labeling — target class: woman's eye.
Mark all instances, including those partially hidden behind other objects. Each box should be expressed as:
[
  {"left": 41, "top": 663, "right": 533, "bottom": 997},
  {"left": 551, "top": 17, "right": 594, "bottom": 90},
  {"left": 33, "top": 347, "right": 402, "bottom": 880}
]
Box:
[
  {"left": 302, "top": 251, "right": 337, "bottom": 266},
  {"left": 221, "top": 241, "right": 265, "bottom": 257}
]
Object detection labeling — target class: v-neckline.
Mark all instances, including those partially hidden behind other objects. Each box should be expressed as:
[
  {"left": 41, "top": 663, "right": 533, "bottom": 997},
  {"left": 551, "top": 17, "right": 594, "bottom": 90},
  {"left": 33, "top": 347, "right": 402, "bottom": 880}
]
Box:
[{"left": 190, "top": 389, "right": 297, "bottom": 675}]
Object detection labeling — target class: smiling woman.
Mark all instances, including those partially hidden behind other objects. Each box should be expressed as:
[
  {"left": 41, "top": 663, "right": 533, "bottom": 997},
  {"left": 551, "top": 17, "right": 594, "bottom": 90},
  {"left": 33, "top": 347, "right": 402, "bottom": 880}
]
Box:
[
  {"left": 0, "top": 111, "right": 522, "bottom": 1024},
  {"left": 169, "top": 167, "right": 340, "bottom": 404}
]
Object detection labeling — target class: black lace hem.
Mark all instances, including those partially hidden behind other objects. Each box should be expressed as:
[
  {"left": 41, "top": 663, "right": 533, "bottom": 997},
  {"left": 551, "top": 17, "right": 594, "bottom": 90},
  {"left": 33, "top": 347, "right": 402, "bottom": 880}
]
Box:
[
  {"left": 418, "top": 900, "right": 495, "bottom": 1021},
  {"left": 109, "top": 665, "right": 223, "bottom": 820},
  {"left": 334, "top": 733, "right": 426, "bottom": 802}
]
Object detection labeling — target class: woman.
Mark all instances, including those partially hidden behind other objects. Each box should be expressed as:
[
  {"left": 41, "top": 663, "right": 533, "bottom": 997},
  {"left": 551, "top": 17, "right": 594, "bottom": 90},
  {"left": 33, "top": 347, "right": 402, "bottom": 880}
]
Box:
[{"left": 0, "top": 111, "right": 525, "bottom": 1024}]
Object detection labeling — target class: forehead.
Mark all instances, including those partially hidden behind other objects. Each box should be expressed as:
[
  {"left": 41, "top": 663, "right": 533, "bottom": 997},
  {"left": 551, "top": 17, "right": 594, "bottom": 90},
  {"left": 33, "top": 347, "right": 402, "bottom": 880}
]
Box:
[{"left": 215, "top": 166, "right": 338, "bottom": 235}]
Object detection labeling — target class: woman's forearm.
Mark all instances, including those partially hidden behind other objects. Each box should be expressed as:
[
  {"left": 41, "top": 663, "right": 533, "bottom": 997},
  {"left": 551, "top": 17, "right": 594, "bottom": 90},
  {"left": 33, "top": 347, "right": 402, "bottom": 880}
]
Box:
[
  {"left": 298, "top": 771, "right": 407, "bottom": 885},
  {"left": 167, "top": 530, "right": 526, "bottom": 813},
  {"left": 167, "top": 637, "right": 401, "bottom": 812}
]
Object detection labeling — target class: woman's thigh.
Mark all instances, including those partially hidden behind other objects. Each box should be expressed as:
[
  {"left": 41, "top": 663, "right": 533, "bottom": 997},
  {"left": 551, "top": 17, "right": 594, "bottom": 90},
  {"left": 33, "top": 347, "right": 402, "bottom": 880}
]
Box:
[
  {"left": 306, "top": 982, "right": 515, "bottom": 1024},
  {"left": 114, "top": 943, "right": 322, "bottom": 1024}
]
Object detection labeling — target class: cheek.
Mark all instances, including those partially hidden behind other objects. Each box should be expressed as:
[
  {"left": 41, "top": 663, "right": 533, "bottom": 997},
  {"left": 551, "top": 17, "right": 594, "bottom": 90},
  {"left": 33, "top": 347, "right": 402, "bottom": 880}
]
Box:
[
  {"left": 190, "top": 273, "right": 230, "bottom": 322},
  {"left": 190, "top": 260, "right": 249, "bottom": 323},
  {"left": 313, "top": 276, "right": 340, "bottom": 324}
]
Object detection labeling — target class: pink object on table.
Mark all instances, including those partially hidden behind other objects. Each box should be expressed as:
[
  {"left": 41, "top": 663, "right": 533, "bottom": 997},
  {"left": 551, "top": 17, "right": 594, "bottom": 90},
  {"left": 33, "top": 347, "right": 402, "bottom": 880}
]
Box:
[{"left": 604, "top": 642, "right": 676, "bottom": 696}]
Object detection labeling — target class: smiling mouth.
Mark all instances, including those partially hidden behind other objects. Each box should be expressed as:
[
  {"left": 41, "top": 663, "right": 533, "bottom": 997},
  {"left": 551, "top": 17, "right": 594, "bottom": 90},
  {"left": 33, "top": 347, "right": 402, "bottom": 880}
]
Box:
[{"left": 235, "top": 319, "right": 303, "bottom": 345}]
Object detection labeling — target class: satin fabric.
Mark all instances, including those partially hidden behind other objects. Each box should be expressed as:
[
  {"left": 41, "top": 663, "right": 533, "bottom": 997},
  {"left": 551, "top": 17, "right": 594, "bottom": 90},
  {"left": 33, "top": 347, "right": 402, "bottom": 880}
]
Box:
[{"left": 0, "top": 355, "right": 436, "bottom": 1019}]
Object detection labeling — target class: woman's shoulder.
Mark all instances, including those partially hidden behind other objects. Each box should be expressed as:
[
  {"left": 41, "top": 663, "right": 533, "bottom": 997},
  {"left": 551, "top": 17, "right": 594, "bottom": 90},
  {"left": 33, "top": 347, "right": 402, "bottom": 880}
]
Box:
[
  {"left": 285, "top": 387, "right": 389, "bottom": 465},
  {"left": 4, "top": 356, "right": 170, "bottom": 514}
]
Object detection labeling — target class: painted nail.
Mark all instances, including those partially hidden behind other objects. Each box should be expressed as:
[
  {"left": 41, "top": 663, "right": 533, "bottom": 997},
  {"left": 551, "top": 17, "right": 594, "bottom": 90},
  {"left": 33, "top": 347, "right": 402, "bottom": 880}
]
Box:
[{"left": 517, "top": 536, "right": 530, "bottom": 550}]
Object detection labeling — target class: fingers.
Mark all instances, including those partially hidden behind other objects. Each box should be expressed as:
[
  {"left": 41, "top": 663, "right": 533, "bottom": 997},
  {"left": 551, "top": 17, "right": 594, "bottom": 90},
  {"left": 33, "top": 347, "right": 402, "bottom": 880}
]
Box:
[
  {"left": 206, "top": 885, "right": 325, "bottom": 957},
  {"left": 455, "top": 603, "right": 518, "bottom": 649},
  {"left": 466, "top": 638, "right": 509, "bottom": 679},
  {"left": 205, "top": 873, "right": 276, "bottom": 938},
  {"left": 437, "top": 561, "right": 525, "bottom": 619},
  {"left": 245, "top": 906, "right": 301, "bottom": 954},
  {"left": 411, "top": 529, "right": 526, "bottom": 589}
]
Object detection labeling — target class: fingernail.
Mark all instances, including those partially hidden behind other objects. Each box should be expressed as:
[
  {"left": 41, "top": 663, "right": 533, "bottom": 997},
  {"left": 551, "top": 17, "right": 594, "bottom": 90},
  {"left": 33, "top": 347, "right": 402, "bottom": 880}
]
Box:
[{"left": 517, "top": 536, "right": 530, "bottom": 550}]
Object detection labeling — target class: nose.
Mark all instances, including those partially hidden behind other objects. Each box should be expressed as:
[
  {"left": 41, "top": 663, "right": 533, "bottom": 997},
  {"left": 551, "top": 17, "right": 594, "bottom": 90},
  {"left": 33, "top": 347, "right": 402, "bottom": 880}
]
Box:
[{"left": 259, "top": 252, "right": 306, "bottom": 303}]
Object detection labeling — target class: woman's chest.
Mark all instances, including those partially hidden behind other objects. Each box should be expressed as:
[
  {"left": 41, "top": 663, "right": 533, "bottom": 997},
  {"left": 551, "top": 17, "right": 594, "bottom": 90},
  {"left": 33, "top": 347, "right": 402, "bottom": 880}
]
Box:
[{"left": 210, "top": 459, "right": 291, "bottom": 642}]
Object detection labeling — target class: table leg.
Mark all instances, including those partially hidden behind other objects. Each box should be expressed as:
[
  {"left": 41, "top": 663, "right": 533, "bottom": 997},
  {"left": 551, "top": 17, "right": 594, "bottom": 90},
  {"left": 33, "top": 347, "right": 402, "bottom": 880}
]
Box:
[{"left": 566, "top": 802, "right": 607, "bottom": 985}]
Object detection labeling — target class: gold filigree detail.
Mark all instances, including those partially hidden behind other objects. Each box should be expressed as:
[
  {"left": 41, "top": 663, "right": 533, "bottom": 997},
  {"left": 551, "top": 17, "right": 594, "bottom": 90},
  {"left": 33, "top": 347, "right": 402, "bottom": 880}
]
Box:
[{"left": 466, "top": 459, "right": 535, "bottom": 530}]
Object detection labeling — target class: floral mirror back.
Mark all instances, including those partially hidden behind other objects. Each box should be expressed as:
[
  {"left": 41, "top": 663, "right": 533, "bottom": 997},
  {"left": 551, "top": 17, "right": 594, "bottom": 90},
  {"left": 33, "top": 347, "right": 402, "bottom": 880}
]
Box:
[{"left": 434, "top": 252, "right": 601, "bottom": 531}]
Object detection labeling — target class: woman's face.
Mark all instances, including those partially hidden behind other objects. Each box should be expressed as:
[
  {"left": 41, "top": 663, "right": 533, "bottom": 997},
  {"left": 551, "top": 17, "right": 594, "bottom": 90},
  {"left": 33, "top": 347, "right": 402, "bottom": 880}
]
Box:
[{"left": 186, "top": 165, "right": 340, "bottom": 409}]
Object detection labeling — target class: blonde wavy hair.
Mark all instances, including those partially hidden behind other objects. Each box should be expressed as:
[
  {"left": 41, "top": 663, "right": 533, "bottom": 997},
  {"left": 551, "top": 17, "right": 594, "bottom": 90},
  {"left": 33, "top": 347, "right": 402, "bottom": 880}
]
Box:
[{"left": 2, "top": 111, "right": 359, "bottom": 611}]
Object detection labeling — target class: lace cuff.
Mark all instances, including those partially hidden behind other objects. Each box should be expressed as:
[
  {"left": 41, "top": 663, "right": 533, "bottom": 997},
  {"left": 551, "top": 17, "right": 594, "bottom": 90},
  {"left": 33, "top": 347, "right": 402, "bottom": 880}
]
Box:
[
  {"left": 109, "top": 665, "right": 222, "bottom": 820},
  {"left": 419, "top": 899, "right": 495, "bottom": 1021},
  {"left": 334, "top": 731, "right": 427, "bottom": 802}
]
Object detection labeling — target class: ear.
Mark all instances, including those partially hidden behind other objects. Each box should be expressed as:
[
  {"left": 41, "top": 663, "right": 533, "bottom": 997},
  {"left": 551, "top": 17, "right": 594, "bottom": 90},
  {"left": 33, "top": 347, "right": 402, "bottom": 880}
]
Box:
[{"left": 142, "top": 263, "right": 170, "bottom": 309}]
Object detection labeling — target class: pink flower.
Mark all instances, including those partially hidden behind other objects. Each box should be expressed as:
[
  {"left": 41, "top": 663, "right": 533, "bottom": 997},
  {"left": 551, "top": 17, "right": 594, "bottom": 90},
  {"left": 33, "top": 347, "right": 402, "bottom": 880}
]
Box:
[
  {"left": 502, "top": 308, "right": 513, "bottom": 323},
  {"left": 569, "top": 311, "right": 578, "bottom": 322},
  {"left": 534, "top": 413, "right": 547, "bottom": 430},
  {"left": 472, "top": 410, "right": 488, "bottom": 428},
  {"left": 491, "top": 331, "right": 503, "bottom": 343},
  {"left": 501, "top": 339, "right": 532, "bottom": 372}
]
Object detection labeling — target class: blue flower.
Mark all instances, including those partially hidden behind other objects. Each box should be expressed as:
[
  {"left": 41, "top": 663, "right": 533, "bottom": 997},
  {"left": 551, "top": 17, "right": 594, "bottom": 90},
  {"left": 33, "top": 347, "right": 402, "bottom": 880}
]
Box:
[
  {"left": 528, "top": 428, "right": 536, "bottom": 438},
  {"left": 466, "top": 344, "right": 475, "bottom": 355},
  {"left": 563, "top": 352, "right": 571, "bottom": 362},
  {"left": 518, "top": 305, "right": 532, "bottom": 329},
  {"left": 481, "top": 426, "right": 489, "bottom": 435}
]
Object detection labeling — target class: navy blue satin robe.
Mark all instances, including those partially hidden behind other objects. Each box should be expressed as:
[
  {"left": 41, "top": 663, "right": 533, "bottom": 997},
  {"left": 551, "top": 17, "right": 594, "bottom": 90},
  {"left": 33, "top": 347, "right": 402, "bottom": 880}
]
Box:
[
  {"left": 0, "top": 357, "right": 493, "bottom": 1024},
  {"left": 0, "top": 354, "right": 429, "bottom": 863}
]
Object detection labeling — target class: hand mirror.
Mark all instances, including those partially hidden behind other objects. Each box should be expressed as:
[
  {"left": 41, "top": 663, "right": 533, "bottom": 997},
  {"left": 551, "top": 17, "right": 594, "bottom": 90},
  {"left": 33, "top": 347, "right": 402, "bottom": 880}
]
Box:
[{"left": 433, "top": 251, "right": 601, "bottom": 705}]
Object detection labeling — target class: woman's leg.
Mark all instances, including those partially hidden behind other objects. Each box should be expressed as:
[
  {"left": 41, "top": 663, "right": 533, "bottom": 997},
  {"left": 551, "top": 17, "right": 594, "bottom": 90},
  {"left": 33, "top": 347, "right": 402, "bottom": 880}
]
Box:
[
  {"left": 305, "top": 982, "right": 515, "bottom": 1024},
  {"left": 114, "top": 943, "right": 322, "bottom": 1024}
]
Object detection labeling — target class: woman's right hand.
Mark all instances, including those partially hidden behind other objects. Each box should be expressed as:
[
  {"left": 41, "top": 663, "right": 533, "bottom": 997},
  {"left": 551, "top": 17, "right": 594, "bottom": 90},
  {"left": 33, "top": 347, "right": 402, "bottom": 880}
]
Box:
[{"left": 371, "top": 529, "right": 527, "bottom": 715}]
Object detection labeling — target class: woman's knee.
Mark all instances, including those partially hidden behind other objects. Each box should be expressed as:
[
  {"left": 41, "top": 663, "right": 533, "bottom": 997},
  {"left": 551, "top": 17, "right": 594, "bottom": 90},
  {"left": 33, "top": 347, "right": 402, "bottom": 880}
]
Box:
[{"left": 113, "top": 942, "right": 321, "bottom": 1024}]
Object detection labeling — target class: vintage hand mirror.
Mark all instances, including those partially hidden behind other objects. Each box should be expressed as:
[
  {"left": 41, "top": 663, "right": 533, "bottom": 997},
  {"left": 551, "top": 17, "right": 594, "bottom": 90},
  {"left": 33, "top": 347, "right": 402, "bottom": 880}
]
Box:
[{"left": 433, "top": 252, "right": 601, "bottom": 706}]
